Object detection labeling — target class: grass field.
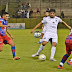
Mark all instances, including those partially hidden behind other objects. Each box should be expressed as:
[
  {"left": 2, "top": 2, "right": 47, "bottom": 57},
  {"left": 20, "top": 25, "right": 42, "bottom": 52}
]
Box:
[{"left": 0, "top": 29, "right": 72, "bottom": 72}]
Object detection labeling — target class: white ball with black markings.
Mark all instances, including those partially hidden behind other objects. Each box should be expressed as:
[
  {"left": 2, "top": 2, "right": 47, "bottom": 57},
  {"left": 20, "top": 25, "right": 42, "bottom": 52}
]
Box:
[
  {"left": 39, "top": 54, "right": 46, "bottom": 61},
  {"left": 34, "top": 31, "right": 41, "bottom": 38}
]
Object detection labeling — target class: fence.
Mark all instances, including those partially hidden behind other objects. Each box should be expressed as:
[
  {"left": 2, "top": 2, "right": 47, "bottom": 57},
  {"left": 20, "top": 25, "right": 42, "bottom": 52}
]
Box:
[{"left": 8, "top": 18, "right": 72, "bottom": 29}]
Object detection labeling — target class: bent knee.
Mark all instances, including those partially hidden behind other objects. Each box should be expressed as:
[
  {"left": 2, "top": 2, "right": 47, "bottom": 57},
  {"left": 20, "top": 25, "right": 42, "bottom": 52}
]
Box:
[
  {"left": 42, "top": 41, "right": 47, "bottom": 46},
  {"left": 52, "top": 42, "right": 57, "bottom": 47},
  {"left": 9, "top": 41, "right": 15, "bottom": 46}
]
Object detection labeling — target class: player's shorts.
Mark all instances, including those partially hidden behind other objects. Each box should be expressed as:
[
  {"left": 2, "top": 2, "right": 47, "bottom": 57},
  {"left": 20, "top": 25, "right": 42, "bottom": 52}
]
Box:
[
  {"left": 65, "top": 43, "right": 72, "bottom": 55},
  {"left": 0, "top": 35, "right": 12, "bottom": 47},
  {"left": 42, "top": 26, "right": 46, "bottom": 34},
  {"left": 42, "top": 32, "right": 58, "bottom": 43}
]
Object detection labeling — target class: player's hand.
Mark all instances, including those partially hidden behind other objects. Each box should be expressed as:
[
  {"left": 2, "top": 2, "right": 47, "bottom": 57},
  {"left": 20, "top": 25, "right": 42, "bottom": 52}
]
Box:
[
  {"left": 31, "top": 29, "right": 34, "bottom": 34},
  {"left": 7, "top": 25, "right": 10, "bottom": 27},
  {"left": 11, "top": 35, "right": 14, "bottom": 40}
]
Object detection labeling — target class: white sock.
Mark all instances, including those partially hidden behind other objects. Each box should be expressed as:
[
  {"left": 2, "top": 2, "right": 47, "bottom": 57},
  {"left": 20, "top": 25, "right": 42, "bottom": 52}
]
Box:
[
  {"left": 70, "top": 58, "right": 72, "bottom": 62},
  {"left": 37, "top": 44, "right": 45, "bottom": 54},
  {"left": 50, "top": 46, "right": 56, "bottom": 59},
  {"left": 60, "top": 62, "right": 63, "bottom": 66},
  {"left": 39, "top": 39, "right": 42, "bottom": 42}
]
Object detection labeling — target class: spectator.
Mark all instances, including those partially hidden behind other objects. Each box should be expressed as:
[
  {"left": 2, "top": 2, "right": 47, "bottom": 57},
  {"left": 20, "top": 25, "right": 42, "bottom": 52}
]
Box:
[
  {"left": 17, "top": 10, "right": 22, "bottom": 18},
  {"left": 24, "top": 11, "right": 27, "bottom": 18},
  {"left": 61, "top": 11, "right": 64, "bottom": 18},
  {"left": 29, "top": 9, "right": 33, "bottom": 16},
  {"left": 26, "top": 11, "right": 29, "bottom": 18},
  {"left": 21, "top": 2, "right": 25, "bottom": 10},
  {"left": 26, "top": 3, "right": 31, "bottom": 9},
  {"left": 21, "top": 9, "right": 25, "bottom": 18},
  {"left": 37, "top": 8, "right": 40, "bottom": 13},
  {"left": 12, "top": 14, "right": 16, "bottom": 18}
]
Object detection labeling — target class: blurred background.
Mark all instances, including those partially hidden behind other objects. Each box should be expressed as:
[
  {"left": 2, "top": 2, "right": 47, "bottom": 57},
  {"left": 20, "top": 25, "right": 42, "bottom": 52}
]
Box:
[{"left": 0, "top": 0, "right": 72, "bottom": 28}]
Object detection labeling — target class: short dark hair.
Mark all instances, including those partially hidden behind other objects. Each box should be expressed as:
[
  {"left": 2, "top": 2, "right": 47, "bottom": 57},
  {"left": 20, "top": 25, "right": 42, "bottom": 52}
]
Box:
[
  {"left": 2, "top": 12, "right": 9, "bottom": 17},
  {"left": 49, "top": 9, "right": 56, "bottom": 13}
]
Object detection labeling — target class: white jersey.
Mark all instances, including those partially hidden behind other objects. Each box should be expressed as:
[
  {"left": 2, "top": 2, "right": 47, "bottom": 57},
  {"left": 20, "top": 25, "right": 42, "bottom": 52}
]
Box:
[
  {"left": 42, "top": 17, "right": 47, "bottom": 34},
  {"left": 41, "top": 16, "right": 62, "bottom": 34}
]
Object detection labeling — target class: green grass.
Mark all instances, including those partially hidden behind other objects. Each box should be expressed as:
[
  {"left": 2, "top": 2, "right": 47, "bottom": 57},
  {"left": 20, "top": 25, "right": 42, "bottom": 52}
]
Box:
[{"left": 0, "top": 29, "right": 72, "bottom": 72}]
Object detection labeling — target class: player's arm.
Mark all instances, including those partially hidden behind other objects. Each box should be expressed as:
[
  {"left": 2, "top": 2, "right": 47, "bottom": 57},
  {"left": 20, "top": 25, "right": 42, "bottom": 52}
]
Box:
[
  {"left": 0, "top": 23, "right": 10, "bottom": 27},
  {"left": 42, "top": 24, "right": 44, "bottom": 30},
  {"left": 62, "top": 21, "right": 71, "bottom": 30},
  {"left": 31, "top": 22, "right": 43, "bottom": 33},
  {"left": 6, "top": 28, "right": 14, "bottom": 40}
]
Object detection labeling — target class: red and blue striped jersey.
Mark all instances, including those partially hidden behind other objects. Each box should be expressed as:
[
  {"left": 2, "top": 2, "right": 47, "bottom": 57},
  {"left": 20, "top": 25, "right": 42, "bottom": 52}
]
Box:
[
  {"left": 65, "top": 32, "right": 72, "bottom": 43},
  {"left": 0, "top": 18, "right": 8, "bottom": 36}
]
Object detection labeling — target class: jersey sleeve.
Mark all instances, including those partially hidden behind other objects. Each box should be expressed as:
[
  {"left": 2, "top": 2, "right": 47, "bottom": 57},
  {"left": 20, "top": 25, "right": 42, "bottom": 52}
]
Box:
[
  {"left": 58, "top": 17, "right": 62, "bottom": 23},
  {"left": 0, "top": 19, "right": 4, "bottom": 24},
  {"left": 41, "top": 17, "right": 46, "bottom": 24}
]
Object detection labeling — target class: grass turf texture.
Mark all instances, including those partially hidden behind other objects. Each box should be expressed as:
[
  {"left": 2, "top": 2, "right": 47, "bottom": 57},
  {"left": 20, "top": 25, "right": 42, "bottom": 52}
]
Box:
[{"left": 0, "top": 29, "right": 72, "bottom": 72}]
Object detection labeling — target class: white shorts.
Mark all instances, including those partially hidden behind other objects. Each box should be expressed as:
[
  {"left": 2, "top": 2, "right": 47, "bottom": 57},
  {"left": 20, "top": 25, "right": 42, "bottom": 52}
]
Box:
[
  {"left": 42, "top": 32, "right": 58, "bottom": 43},
  {"left": 42, "top": 26, "right": 46, "bottom": 34}
]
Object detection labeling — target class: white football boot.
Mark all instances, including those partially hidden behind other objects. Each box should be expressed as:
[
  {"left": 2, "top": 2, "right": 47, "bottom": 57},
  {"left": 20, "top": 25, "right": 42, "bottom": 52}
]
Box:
[
  {"left": 32, "top": 53, "right": 39, "bottom": 57},
  {"left": 49, "top": 58, "right": 57, "bottom": 61}
]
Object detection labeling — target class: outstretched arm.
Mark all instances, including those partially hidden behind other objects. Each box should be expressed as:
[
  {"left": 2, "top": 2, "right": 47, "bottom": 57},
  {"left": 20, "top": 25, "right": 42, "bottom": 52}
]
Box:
[
  {"left": 6, "top": 28, "right": 14, "bottom": 40},
  {"left": 0, "top": 23, "right": 10, "bottom": 27},
  {"left": 62, "top": 21, "right": 71, "bottom": 30},
  {"left": 31, "top": 22, "right": 43, "bottom": 33}
]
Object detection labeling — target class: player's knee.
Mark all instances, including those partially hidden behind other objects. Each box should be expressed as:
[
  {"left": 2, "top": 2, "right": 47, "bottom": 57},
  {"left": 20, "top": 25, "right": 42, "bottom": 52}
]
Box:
[
  {"left": 52, "top": 42, "right": 57, "bottom": 47},
  {"left": 10, "top": 42, "right": 15, "bottom": 46},
  {"left": 12, "top": 43, "right": 15, "bottom": 46},
  {"left": 42, "top": 41, "right": 47, "bottom": 46},
  {"left": 67, "top": 53, "right": 71, "bottom": 56}
]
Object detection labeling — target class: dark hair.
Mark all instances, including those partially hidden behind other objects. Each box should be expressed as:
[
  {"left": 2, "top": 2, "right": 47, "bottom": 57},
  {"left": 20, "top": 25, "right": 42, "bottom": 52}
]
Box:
[
  {"left": 1, "top": 12, "right": 9, "bottom": 17},
  {"left": 46, "top": 11, "right": 50, "bottom": 12},
  {"left": 49, "top": 9, "right": 56, "bottom": 13}
]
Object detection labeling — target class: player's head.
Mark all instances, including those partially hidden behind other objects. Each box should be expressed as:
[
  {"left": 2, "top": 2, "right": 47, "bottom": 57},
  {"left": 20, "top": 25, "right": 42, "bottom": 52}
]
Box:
[
  {"left": 2, "top": 12, "right": 9, "bottom": 21},
  {"left": 49, "top": 9, "right": 56, "bottom": 18},
  {"left": 45, "top": 11, "right": 49, "bottom": 17}
]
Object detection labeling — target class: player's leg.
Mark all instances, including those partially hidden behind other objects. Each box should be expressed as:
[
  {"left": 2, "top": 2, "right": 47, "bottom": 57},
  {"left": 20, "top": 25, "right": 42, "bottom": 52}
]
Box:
[
  {"left": 4, "top": 35, "right": 20, "bottom": 60},
  {"left": 32, "top": 41, "right": 48, "bottom": 57},
  {"left": 50, "top": 42, "right": 57, "bottom": 61},
  {"left": 0, "top": 36, "right": 3, "bottom": 52},
  {"left": 38, "top": 33, "right": 44, "bottom": 44},
  {"left": 32, "top": 33, "right": 49, "bottom": 57},
  {"left": 57, "top": 43, "right": 71, "bottom": 69},
  {"left": 50, "top": 35, "right": 58, "bottom": 61},
  {"left": 9, "top": 41, "right": 20, "bottom": 60},
  {"left": 67, "top": 45, "right": 72, "bottom": 66}
]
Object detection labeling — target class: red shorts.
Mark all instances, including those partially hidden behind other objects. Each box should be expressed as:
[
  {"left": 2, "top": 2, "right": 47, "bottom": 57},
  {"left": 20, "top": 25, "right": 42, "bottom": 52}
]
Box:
[
  {"left": 0, "top": 35, "right": 12, "bottom": 47},
  {"left": 65, "top": 43, "right": 72, "bottom": 55}
]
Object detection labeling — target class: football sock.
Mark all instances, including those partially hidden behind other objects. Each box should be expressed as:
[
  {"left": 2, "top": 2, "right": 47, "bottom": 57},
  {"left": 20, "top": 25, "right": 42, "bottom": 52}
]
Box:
[
  {"left": 70, "top": 58, "right": 72, "bottom": 62},
  {"left": 11, "top": 46, "right": 16, "bottom": 58},
  {"left": 60, "top": 54, "right": 69, "bottom": 66},
  {"left": 50, "top": 46, "right": 56, "bottom": 59},
  {"left": 37, "top": 44, "right": 45, "bottom": 54}
]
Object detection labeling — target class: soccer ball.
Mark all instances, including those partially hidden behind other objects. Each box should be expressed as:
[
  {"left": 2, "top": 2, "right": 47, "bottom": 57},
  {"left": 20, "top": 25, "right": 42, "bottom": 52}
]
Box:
[
  {"left": 39, "top": 54, "right": 46, "bottom": 61},
  {"left": 34, "top": 31, "right": 41, "bottom": 38}
]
